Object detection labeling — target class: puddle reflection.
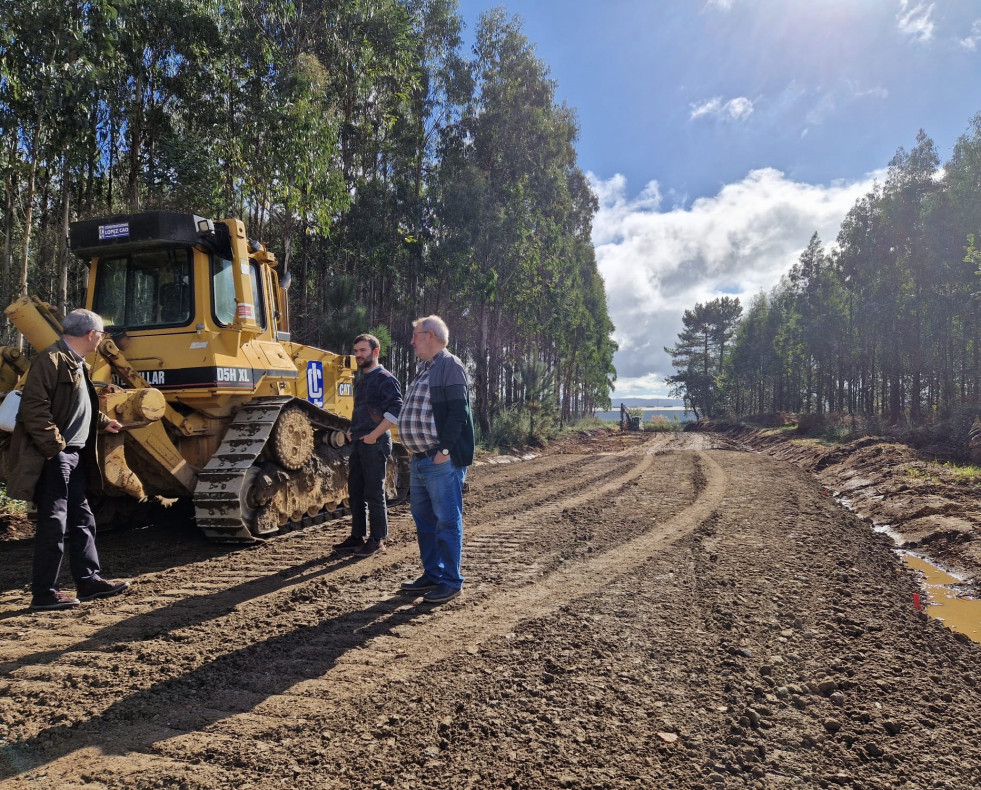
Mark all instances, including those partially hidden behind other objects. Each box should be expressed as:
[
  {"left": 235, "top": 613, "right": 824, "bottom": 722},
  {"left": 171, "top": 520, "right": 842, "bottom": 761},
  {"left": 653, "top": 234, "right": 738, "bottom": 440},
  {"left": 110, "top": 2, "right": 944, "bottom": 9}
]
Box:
[{"left": 903, "top": 554, "right": 981, "bottom": 643}]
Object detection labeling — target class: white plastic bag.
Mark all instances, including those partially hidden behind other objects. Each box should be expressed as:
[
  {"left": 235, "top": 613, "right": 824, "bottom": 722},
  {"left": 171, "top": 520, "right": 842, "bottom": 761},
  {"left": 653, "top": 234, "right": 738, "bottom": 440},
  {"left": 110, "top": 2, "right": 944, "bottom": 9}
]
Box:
[{"left": 0, "top": 390, "right": 22, "bottom": 432}]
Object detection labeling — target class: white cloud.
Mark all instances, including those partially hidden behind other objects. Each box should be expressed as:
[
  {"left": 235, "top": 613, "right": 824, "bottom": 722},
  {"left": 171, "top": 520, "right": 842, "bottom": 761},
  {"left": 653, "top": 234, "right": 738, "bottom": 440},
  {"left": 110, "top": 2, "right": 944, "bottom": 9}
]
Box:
[
  {"left": 847, "top": 81, "right": 889, "bottom": 101},
  {"left": 805, "top": 92, "right": 838, "bottom": 128},
  {"left": 589, "top": 169, "right": 883, "bottom": 398},
  {"left": 896, "top": 1, "right": 935, "bottom": 42},
  {"left": 690, "top": 96, "right": 755, "bottom": 122},
  {"left": 802, "top": 82, "right": 887, "bottom": 132},
  {"left": 959, "top": 20, "right": 981, "bottom": 50},
  {"left": 726, "top": 97, "right": 754, "bottom": 120},
  {"left": 704, "top": 0, "right": 734, "bottom": 11}
]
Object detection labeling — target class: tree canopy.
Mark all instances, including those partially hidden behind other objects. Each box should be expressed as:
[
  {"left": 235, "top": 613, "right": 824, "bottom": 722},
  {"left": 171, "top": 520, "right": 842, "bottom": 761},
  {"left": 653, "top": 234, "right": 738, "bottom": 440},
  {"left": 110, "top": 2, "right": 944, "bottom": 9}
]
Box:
[
  {"left": 667, "top": 117, "right": 981, "bottom": 432},
  {"left": 0, "top": 0, "right": 617, "bottom": 436}
]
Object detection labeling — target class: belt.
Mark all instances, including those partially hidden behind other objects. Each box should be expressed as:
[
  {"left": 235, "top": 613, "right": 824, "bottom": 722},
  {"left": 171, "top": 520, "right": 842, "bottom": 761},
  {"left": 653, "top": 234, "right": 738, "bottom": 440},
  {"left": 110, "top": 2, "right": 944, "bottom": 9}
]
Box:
[{"left": 413, "top": 448, "right": 440, "bottom": 460}]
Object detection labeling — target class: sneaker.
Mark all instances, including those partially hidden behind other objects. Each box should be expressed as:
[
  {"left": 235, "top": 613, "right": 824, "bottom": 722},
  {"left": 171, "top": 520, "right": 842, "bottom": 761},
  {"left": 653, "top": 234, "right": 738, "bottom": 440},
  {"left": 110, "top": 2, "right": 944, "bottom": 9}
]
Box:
[
  {"left": 333, "top": 535, "right": 366, "bottom": 552},
  {"left": 76, "top": 577, "right": 131, "bottom": 601},
  {"left": 421, "top": 584, "right": 461, "bottom": 605},
  {"left": 400, "top": 575, "right": 438, "bottom": 593},
  {"left": 29, "top": 591, "right": 80, "bottom": 611},
  {"left": 354, "top": 539, "right": 386, "bottom": 557}
]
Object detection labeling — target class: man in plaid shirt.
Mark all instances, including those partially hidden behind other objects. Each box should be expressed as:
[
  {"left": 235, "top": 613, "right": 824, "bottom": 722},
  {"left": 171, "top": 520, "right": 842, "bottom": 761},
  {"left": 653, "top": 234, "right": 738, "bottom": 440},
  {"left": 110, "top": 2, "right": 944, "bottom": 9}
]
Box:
[{"left": 397, "top": 315, "right": 474, "bottom": 604}]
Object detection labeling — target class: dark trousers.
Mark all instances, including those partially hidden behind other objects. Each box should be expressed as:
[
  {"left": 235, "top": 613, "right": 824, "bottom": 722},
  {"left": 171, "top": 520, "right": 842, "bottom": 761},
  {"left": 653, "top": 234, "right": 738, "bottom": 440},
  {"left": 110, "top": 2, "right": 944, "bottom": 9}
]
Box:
[
  {"left": 348, "top": 435, "right": 391, "bottom": 541},
  {"left": 31, "top": 449, "right": 101, "bottom": 598}
]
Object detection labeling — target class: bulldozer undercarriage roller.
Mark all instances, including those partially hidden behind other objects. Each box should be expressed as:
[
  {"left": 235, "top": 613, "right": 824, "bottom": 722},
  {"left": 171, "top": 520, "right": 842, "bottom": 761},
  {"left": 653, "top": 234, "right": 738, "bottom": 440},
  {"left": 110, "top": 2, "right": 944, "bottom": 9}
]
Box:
[
  {"left": 271, "top": 406, "right": 314, "bottom": 470},
  {"left": 387, "top": 444, "right": 411, "bottom": 505},
  {"left": 194, "top": 398, "right": 353, "bottom": 542}
]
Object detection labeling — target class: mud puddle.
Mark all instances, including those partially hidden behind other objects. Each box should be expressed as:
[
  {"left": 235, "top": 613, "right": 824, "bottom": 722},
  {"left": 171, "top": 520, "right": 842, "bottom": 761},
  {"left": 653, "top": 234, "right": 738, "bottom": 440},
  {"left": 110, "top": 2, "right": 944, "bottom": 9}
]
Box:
[{"left": 903, "top": 553, "right": 981, "bottom": 642}]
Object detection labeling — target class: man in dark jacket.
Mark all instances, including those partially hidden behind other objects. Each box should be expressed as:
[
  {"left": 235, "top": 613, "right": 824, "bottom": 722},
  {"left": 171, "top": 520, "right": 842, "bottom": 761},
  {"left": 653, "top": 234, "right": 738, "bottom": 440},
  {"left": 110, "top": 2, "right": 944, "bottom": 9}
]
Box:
[
  {"left": 333, "top": 333, "right": 403, "bottom": 557},
  {"left": 397, "top": 315, "right": 475, "bottom": 605},
  {"left": 8, "top": 309, "right": 131, "bottom": 611}
]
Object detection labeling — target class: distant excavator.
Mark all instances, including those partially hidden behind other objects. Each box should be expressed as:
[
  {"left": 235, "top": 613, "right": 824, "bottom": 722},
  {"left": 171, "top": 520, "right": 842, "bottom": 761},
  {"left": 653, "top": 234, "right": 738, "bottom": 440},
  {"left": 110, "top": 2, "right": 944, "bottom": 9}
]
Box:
[{"left": 620, "top": 403, "right": 642, "bottom": 431}]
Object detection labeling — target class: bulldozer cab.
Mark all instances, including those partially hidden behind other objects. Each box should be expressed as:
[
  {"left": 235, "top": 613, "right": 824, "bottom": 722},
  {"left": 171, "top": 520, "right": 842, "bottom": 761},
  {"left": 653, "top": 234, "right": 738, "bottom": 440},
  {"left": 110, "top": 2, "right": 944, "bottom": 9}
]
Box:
[
  {"left": 69, "top": 211, "right": 354, "bottom": 419},
  {"left": 89, "top": 242, "right": 265, "bottom": 333},
  {"left": 75, "top": 212, "right": 267, "bottom": 337}
]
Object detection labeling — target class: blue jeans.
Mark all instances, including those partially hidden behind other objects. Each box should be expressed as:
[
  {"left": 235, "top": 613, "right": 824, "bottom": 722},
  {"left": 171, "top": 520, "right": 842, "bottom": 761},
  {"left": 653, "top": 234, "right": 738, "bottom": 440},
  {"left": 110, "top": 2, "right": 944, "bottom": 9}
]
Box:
[
  {"left": 348, "top": 434, "right": 392, "bottom": 540},
  {"left": 410, "top": 457, "right": 466, "bottom": 589},
  {"left": 32, "top": 449, "right": 102, "bottom": 598}
]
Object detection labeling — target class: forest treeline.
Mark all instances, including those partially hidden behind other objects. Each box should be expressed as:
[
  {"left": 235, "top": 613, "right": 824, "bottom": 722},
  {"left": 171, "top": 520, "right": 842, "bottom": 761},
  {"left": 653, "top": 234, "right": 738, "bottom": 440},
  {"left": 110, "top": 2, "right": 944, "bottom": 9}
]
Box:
[
  {"left": 0, "top": 0, "right": 617, "bottom": 440},
  {"left": 667, "top": 118, "right": 981, "bottom": 438}
]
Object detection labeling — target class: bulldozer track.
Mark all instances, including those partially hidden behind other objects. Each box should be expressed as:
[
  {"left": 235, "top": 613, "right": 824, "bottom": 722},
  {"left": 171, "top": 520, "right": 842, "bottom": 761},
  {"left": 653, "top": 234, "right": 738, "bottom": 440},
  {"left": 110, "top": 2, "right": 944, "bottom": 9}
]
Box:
[
  {"left": 190, "top": 397, "right": 403, "bottom": 543},
  {"left": 192, "top": 397, "right": 293, "bottom": 542}
]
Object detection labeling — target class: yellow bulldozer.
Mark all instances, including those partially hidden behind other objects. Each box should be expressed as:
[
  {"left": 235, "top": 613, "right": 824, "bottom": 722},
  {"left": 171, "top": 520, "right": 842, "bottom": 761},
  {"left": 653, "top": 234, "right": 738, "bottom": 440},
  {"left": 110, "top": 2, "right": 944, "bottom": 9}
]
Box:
[{"left": 0, "top": 211, "right": 409, "bottom": 542}]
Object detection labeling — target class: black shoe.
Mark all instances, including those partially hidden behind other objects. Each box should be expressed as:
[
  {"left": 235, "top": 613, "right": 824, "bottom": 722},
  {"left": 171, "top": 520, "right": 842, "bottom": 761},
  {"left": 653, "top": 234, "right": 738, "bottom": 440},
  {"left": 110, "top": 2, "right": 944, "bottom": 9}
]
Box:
[
  {"left": 333, "top": 535, "right": 366, "bottom": 552},
  {"left": 77, "top": 577, "right": 131, "bottom": 601},
  {"left": 421, "top": 584, "right": 461, "bottom": 605},
  {"left": 400, "top": 575, "right": 438, "bottom": 593},
  {"left": 29, "top": 591, "right": 80, "bottom": 611},
  {"left": 355, "top": 539, "right": 386, "bottom": 557}
]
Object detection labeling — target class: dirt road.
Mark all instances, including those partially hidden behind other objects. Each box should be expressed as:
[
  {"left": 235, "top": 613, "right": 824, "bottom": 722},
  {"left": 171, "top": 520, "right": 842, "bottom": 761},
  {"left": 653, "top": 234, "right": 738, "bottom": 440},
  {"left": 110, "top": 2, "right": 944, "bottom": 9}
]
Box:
[{"left": 1, "top": 433, "right": 980, "bottom": 789}]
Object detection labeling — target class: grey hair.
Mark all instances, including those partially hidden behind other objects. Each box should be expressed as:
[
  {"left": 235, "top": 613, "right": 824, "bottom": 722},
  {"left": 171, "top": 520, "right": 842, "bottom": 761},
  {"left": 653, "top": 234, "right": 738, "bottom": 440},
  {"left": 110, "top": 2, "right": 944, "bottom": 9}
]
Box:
[
  {"left": 62, "top": 309, "right": 104, "bottom": 337},
  {"left": 414, "top": 315, "right": 448, "bottom": 344}
]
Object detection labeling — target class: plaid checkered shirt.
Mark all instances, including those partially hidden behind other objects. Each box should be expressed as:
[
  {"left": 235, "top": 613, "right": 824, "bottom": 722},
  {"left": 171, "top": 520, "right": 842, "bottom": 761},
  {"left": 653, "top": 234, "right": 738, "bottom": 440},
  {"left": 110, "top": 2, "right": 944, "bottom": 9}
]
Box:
[{"left": 398, "top": 358, "right": 440, "bottom": 453}]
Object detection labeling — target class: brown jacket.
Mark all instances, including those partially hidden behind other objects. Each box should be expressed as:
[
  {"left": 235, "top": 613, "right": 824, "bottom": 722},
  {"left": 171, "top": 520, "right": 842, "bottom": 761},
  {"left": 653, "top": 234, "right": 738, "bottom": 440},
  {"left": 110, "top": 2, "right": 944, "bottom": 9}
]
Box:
[{"left": 7, "top": 340, "right": 109, "bottom": 502}]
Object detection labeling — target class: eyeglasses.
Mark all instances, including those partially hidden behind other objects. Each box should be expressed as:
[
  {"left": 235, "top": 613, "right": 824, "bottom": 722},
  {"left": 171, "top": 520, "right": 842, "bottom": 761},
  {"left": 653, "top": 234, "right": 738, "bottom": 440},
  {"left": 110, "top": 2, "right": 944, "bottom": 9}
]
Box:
[
  {"left": 412, "top": 330, "right": 432, "bottom": 339},
  {"left": 91, "top": 330, "right": 106, "bottom": 338}
]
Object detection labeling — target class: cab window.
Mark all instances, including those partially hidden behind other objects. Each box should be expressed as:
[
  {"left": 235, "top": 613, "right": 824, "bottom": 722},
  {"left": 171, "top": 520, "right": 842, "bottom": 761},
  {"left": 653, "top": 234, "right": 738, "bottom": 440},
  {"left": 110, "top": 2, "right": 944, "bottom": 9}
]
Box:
[
  {"left": 92, "top": 249, "right": 192, "bottom": 329},
  {"left": 211, "top": 257, "right": 266, "bottom": 328}
]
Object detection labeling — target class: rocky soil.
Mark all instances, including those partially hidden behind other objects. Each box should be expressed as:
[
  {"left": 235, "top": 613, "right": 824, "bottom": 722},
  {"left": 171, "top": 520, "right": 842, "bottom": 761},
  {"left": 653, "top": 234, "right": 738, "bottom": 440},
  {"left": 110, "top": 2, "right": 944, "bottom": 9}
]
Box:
[
  {"left": 1, "top": 430, "right": 980, "bottom": 789},
  {"left": 715, "top": 424, "right": 981, "bottom": 584}
]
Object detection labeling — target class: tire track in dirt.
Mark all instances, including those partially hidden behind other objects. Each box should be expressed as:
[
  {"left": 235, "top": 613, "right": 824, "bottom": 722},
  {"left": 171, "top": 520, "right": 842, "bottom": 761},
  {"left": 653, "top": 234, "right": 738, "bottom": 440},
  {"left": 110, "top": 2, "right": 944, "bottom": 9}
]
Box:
[
  {"left": 7, "top": 437, "right": 978, "bottom": 790},
  {"left": 307, "top": 449, "right": 726, "bottom": 695},
  {"left": 139, "top": 446, "right": 727, "bottom": 772},
  {"left": 465, "top": 452, "right": 644, "bottom": 520},
  {"left": 0, "top": 450, "right": 643, "bottom": 695},
  {"left": 0, "top": 449, "right": 652, "bottom": 670},
  {"left": 0, "top": 441, "right": 693, "bottom": 784}
]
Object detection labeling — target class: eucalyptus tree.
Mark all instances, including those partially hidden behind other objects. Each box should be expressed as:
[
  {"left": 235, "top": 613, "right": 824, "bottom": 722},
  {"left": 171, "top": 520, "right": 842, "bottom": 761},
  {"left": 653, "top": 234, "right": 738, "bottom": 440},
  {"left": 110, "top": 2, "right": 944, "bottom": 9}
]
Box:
[
  {"left": 432, "top": 8, "right": 601, "bottom": 432},
  {"left": 940, "top": 114, "right": 981, "bottom": 404},
  {"left": 0, "top": 0, "right": 118, "bottom": 304}
]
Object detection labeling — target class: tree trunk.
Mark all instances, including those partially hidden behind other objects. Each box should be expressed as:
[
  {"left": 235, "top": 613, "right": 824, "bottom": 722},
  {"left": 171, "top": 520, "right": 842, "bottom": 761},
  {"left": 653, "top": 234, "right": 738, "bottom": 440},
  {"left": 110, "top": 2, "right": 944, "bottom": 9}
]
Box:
[
  {"left": 127, "top": 73, "right": 143, "bottom": 212},
  {"left": 19, "top": 129, "right": 40, "bottom": 299},
  {"left": 474, "top": 301, "right": 491, "bottom": 436},
  {"left": 58, "top": 155, "right": 70, "bottom": 313},
  {"left": 3, "top": 138, "right": 16, "bottom": 304}
]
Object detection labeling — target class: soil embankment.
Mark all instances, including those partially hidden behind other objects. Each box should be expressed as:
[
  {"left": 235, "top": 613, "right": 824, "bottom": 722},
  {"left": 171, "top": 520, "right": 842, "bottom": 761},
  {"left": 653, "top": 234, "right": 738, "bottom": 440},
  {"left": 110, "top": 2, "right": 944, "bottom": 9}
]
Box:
[{"left": 1, "top": 431, "right": 980, "bottom": 788}]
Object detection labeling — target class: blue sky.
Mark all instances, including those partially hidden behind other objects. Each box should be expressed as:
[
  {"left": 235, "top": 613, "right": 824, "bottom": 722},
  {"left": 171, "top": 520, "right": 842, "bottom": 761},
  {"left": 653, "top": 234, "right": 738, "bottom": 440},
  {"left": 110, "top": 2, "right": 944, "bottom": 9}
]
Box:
[{"left": 454, "top": 0, "right": 981, "bottom": 397}]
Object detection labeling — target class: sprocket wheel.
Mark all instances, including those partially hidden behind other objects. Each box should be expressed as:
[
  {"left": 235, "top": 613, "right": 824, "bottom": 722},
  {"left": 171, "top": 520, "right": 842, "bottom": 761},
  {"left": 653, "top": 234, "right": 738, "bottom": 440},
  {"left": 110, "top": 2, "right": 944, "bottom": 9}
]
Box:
[{"left": 271, "top": 407, "right": 314, "bottom": 470}]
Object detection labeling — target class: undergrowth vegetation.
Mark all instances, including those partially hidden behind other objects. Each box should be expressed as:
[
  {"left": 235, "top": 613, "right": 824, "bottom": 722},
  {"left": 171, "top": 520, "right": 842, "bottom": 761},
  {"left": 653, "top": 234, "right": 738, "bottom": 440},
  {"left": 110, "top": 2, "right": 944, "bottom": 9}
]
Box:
[{"left": 0, "top": 485, "right": 27, "bottom": 519}]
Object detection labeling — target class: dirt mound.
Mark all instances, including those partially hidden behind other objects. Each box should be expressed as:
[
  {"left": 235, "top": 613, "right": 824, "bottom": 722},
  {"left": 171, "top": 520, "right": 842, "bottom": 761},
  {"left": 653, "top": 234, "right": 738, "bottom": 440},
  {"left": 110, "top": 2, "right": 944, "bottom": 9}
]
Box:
[{"left": 0, "top": 513, "right": 32, "bottom": 542}]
